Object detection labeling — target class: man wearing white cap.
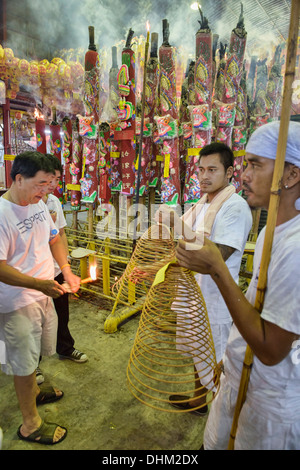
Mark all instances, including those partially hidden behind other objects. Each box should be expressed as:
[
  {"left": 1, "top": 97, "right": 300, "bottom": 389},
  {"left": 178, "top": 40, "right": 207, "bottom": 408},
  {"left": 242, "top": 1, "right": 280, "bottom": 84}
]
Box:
[{"left": 176, "top": 120, "right": 300, "bottom": 450}]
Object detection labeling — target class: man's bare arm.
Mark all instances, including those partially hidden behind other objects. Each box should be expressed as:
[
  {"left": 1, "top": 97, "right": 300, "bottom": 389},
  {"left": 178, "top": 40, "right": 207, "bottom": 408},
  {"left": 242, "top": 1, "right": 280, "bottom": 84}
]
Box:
[
  {"left": 50, "top": 235, "right": 80, "bottom": 293},
  {"left": 176, "top": 238, "right": 298, "bottom": 366},
  {"left": 215, "top": 243, "right": 236, "bottom": 261},
  {"left": 0, "top": 260, "right": 66, "bottom": 298}
]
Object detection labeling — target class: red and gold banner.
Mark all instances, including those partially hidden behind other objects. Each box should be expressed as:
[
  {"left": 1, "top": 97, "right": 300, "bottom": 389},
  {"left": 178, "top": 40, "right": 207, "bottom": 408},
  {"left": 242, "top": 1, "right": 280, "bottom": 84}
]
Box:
[
  {"left": 156, "top": 19, "right": 180, "bottom": 205},
  {"left": 114, "top": 29, "right": 136, "bottom": 197},
  {"left": 80, "top": 26, "right": 100, "bottom": 204},
  {"left": 35, "top": 117, "right": 47, "bottom": 154},
  {"left": 146, "top": 32, "right": 160, "bottom": 191},
  {"left": 49, "top": 118, "right": 63, "bottom": 202},
  {"left": 69, "top": 119, "right": 82, "bottom": 211},
  {"left": 184, "top": 10, "right": 213, "bottom": 204},
  {"left": 98, "top": 123, "right": 112, "bottom": 205},
  {"left": 62, "top": 117, "right": 72, "bottom": 189}
]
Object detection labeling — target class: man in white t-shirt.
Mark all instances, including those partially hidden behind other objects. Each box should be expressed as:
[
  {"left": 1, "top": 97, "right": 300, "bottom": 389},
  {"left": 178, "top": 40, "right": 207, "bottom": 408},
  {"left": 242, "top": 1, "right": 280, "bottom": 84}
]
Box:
[
  {"left": 176, "top": 121, "right": 300, "bottom": 450},
  {"left": 38, "top": 154, "right": 87, "bottom": 377},
  {"left": 0, "top": 151, "right": 80, "bottom": 445},
  {"left": 157, "top": 143, "right": 252, "bottom": 414}
]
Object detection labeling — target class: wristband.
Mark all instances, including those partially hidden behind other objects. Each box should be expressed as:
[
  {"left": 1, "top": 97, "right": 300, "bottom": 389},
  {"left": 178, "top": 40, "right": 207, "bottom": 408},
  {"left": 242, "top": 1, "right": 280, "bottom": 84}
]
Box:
[{"left": 60, "top": 263, "right": 71, "bottom": 271}]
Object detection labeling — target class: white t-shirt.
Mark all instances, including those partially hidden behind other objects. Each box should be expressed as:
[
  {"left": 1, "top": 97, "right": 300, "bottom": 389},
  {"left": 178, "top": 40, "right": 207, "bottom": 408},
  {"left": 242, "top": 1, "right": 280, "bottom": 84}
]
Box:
[
  {"left": 0, "top": 197, "right": 59, "bottom": 313},
  {"left": 46, "top": 194, "right": 67, "bottom": 277},
  {"left": 193, "top": 193, "right": 253, "bottom": 324},
  {"left": 224, "top": 214, "right": 300, "bottom": 422}
]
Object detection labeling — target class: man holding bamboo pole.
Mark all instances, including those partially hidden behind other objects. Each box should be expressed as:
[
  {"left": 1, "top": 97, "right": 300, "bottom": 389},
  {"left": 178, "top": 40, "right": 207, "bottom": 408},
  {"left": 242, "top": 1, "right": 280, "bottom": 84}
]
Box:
[{"left": 176, "top": 120, "right": 300, "bottom": 450}]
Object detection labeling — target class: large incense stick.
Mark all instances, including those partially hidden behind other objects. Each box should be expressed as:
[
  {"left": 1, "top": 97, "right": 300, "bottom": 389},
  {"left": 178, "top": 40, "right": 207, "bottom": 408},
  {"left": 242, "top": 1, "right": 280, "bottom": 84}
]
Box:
[
  {"left": 228, "top": 0, "right": 300, "bottom": 450},
  {"left": 133, "top": 24, "right": 150, "bottom": 241}
]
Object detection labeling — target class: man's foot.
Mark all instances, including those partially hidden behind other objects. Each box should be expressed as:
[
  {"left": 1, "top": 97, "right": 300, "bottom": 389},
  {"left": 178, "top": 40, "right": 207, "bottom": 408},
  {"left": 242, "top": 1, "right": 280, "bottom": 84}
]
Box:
[
  {"left": 169, "top": 395, "right": 208, "bottom": 416},
  {"left": 35, "top": 367, "right": 44, "bottom": 385},
  {"left": 36, "top": 385, "right": 64, "bottom": 405},
  {"left": 59, "top": 349, "right": 88, "bottom": 363},
  {"left": 17, "top": 419, "right": 67, "bottom": 445}
]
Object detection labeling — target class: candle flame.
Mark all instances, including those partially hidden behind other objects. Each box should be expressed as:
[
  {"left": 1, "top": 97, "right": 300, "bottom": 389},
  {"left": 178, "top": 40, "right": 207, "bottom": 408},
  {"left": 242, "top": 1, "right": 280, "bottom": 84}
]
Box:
[
  {"left": 90, "top": 264, "right": 97, "bottom": 281},
  {"left": 34, "top": 108, "right": 44, "bottom": 120},
  {"left": 146, "top": 20, "right": 150, "bottom": 32}
]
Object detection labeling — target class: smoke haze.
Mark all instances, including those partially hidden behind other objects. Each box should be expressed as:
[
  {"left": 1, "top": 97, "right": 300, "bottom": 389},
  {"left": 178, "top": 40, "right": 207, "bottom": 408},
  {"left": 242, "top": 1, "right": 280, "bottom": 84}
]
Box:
[{"left": 5, "top": 0, "right": 291, "bottom": 63}]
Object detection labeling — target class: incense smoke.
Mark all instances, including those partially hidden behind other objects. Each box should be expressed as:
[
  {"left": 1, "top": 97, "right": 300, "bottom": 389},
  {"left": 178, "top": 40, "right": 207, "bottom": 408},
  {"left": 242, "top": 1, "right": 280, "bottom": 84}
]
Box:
[{"left": 5, "top": 0, "right": 289, "bottom": 65}]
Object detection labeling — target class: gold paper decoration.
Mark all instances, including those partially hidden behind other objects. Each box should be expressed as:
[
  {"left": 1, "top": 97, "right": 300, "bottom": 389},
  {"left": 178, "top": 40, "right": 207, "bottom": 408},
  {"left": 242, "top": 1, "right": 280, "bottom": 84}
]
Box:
[{"left": 127, "top": 262, "right": 219, "bottom": 413}]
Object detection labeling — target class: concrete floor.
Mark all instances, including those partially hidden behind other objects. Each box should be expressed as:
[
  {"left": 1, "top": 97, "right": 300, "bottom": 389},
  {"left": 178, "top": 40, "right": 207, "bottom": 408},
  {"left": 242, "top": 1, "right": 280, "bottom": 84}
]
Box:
[{"left": 0, "top": 294, "right": 207, "bottom": 451}]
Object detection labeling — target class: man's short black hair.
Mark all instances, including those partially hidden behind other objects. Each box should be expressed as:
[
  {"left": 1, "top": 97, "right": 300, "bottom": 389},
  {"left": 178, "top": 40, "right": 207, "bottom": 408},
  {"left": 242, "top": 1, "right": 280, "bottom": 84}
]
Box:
[
  {"left": 199, "top": 142, "right": 234, "bottom": 172},
  {"left": 10, "top": 151, "right": 55, "bottom": 181},
  {"left": 45, "top": 153, "right": 63, "bottom": 175}
]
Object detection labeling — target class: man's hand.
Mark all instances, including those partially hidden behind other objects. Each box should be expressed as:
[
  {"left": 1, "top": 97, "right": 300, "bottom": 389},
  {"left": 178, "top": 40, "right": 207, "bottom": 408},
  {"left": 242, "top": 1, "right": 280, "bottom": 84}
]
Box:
[
  {"left": 61, "top": 268, "right": 81, "bottom": 293},
  {"left": 35, "top": 279, "right": 68, "bottom": 298},
  {"left": 176, "top": 237, "right": 225, "bottom": 275}
]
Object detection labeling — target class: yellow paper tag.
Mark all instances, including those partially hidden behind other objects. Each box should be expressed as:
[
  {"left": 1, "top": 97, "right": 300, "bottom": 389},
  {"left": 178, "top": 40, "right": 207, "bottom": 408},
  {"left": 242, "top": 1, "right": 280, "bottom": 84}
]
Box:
[
  {"left": 187, "top": 148, "right": 202, "bottom": 156},
  {"left": 66, "top": 184, "right": 81, "bottom": 191},
  {"left": 164, "top": 154, "right": 170, "bottom": 178},
  {"left": 156, "top": 155, "right": 164, "bottom": 162},
  {"left": 111, "top": 152, "right": 120, "bottom": 159},
  {"left": 81, "top": 155, "right": 86, "bottom": 179},
  {"left": 233, "top": 150, "right": 246, "bottom": 157},
  {"left": 152, "top": 259, "right": 177, "bottom": 287},
  {"left": 4, "top": 154, "right": 15, "bottom": 161}
]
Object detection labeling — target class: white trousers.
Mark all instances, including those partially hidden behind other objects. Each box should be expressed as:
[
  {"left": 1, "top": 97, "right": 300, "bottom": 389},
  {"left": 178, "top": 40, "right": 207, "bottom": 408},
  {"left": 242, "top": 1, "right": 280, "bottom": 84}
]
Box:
[{"left": 204, "top": 374, "right": 300, "bottom": 450}]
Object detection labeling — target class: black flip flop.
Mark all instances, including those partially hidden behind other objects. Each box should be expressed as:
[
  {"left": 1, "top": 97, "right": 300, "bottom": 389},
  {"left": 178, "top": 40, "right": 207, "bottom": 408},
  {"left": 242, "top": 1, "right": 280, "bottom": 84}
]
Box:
[
  {"left": 36, "top": 385, "right": 64, "bottom": 405},
  {"left": 17, "top": 420, "right": 67, "bottom": 445},
  {"left": 169, "top": 394, "right": 208, "bottom": 416}
]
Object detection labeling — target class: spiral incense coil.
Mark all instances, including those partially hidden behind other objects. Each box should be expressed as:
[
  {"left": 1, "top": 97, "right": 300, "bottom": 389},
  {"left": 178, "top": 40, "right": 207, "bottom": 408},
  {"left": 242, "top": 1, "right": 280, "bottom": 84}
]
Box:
[
  {"left": 127, "top": 263, "right": 219, "bottom": 412},
  {"left": 111, "top": 224, "right": 177, "bottom": 302}
]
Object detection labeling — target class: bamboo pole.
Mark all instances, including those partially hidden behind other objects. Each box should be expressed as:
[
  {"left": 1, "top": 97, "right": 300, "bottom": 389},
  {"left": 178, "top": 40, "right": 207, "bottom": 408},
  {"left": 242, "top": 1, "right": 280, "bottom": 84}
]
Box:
[{"left": 228, "top": 0, "right": 300, "bottom": 450}]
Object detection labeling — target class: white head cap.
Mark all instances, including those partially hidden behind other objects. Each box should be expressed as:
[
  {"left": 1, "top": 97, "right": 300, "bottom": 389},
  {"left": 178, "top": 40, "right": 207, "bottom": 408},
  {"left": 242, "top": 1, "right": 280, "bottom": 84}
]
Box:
[{"left": 246, "top": 120, "right": 300, "bottom": 209}]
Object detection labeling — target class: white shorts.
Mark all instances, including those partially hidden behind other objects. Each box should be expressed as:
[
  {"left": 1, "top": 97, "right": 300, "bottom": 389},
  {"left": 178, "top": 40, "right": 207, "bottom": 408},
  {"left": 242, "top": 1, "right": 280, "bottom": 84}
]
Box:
[
  {"left": 204, "top": 374, "right": 300, "bottom": 450},
  {"left": 0, "top": 297, "right": 57, "bottom": 376}
]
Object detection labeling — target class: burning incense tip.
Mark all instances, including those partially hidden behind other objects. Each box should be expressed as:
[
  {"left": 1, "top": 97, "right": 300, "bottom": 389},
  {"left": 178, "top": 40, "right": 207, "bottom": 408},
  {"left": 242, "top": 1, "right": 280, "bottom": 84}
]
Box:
[
  {"left": 90, "top": 265, "right": 97, "bottom": 280},
  {"left": 190, "top": 2, "right": 201, "bottom": 10},
  {"left": 80, "top": 277, "right": 94, "bottom": 285},
  {"left": 146, "top": 21, "right": 150, "bottom": 42},
  {"left": 34, "top": 108, "right": 44, "bottom": 120},
  {"left": 80, "top": 265, "right": 97, "bottom": 284}
]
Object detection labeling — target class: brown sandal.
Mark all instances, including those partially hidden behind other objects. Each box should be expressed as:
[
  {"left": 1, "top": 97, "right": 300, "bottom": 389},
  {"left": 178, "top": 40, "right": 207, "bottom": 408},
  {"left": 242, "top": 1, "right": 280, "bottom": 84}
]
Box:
[
  {"left": 17, "top": 420, "right": 67, "bottom": 445},
  {"left": 36, "top": 385, "right": 64, "bottom": 405}
]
